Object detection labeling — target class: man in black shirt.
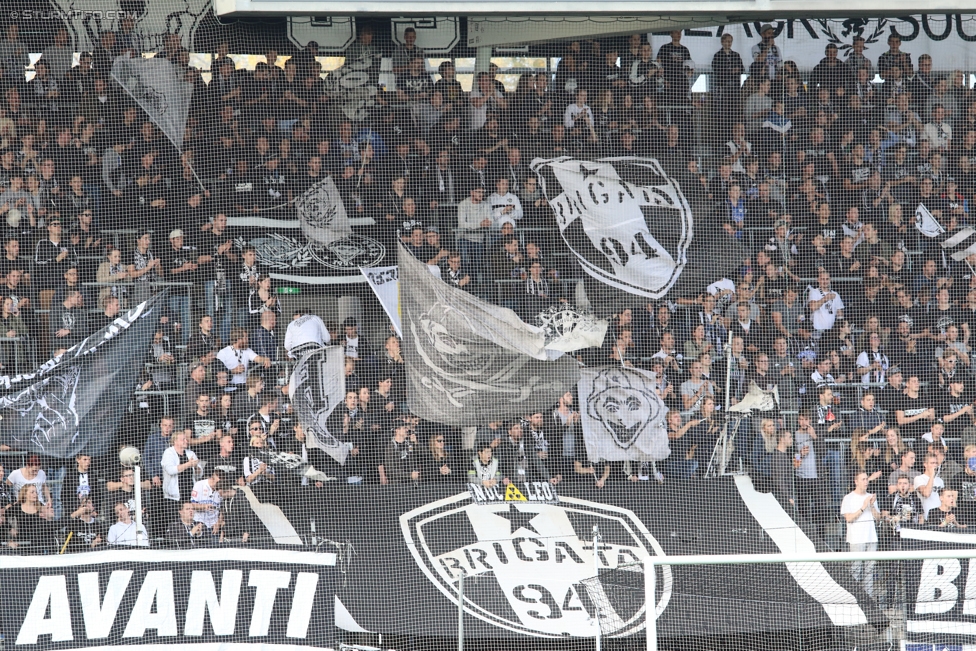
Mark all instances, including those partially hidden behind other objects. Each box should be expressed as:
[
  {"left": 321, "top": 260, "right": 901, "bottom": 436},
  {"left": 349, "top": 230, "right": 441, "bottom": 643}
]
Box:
[
  {"left": 382, "top": 422, "right": 419, "bottom": 484},
  {"left": 162, "top": 229, "right": 209, "bottom": 344},
  {"left": 49, "top": 290, "right": 87, "bottom": 355},
  {"left": 185, "top": 393, "right": 221, "bottom": 462},
  {"left": 208, "top": 433, "right": 246, "bottom": 487},
  {"left": 896, "top": 375, "right": 937, "bottom": 439},
  {"left": 33, "top": 218, "right": 69, "bottom": 292}
]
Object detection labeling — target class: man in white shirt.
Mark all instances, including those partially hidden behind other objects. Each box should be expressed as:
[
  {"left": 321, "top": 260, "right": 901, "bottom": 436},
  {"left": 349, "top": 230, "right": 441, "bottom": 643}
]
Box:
[
  {"left": 190, "top": 469, "right": 226, "bottom": 535},
  {"left": 217, "top": 327, "right": 272, "bottom": 388},
  {"left": 841, "top": 470, "right": 880, "bottom": 597},
  {"left": 285, "top": 311, "right": 330, "bottom": 358},
  {"left": 488, "top": 177, "right": 523, "bottom": 228},
  {"left": 807, "top": 270, "right": 844, "bottom": 333},
  {"left": 107, "top": 502, "right": 150, "bottom": 547},
  {"left": 161, "top": 431, "right": 204, "bottom": 523},
  {"left": 563, "top": 88, "right": 595, "bottom": 131},
  {"left": 914, "top": 452, "right": 945, "bottom": 517},
  {"left": 923, "top": 103, "right": 952, "bottom": 152}
]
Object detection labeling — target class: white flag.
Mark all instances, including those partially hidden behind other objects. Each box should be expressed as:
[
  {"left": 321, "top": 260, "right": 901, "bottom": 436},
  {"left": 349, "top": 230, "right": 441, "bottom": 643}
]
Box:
[
  {"left": 289, "top": 346, "right": 348, "bottom": 465},
  {"left": 111, "top": 53, "right": 193, "bottom": 151},
  {"left": 531, "top": 156, "right": 694, "bottom": 299},
  {"left": 296, "top": 176, "right": 353, "bottom": 247},
  {"left": 535, "top": 303, "right": 607, "bottom": 353},
  {"left": 579, "top": 366, "right": 670, "bottom": 462},
  {"left": 914, "top": 203, "right": 946, "bottom": 238},
  {"left": 361, "top": 265, "right": 402, "bottom": 338}
]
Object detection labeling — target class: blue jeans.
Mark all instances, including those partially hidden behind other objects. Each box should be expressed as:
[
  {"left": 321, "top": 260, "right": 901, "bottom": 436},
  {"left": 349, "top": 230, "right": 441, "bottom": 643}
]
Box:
[
  {"left": 205, "top": 282, "right": 234, "bottom": 345},
  {"left": 824, "top": 448, "right": 844, "bottom": 507},
  {"left": 666, "top": 459, "right": 698, "bottom": 479},
  {"left": 168, "top": 294, "right": 192, "bottom": 345},
  {"left": 458, "top": 239, "right": 484, "bottom": 282}
]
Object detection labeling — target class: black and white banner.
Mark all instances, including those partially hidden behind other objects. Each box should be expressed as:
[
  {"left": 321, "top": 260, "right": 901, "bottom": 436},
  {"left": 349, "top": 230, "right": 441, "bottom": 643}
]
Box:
[
  {"left": 227, "top": 218, "right": 389, "bottom": 286},
  {"left": 289, "top": 346, "right": 348, "bottom": 465},
  {"left": 0, "top": 292, "right": 164, "bottom": 458},
  {"left": 900, "top": 527, "right": 976, "bottom": 646},
  {"left": 531, "top": 157, "right": 743, "bottom": 305},
  {"left": 579, "top": 366, "right": 670, "bottom": 462},
  {"left": 398, "top": 242, "right": 579, "bottom": 425},
  {"left": 0, "top": 548, "right": 338, "bottom": 649},
  {"left": 300, "top": 480, "right": 881, "bottom": 641},
  {"left": 531, "top": 156, "right": 693, "bottom": 301}
]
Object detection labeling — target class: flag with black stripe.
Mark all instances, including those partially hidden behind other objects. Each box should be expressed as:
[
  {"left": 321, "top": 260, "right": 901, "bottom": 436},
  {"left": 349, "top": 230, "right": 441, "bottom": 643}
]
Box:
[{"left": 530, "top": 156, "right": 744, "bottom": 310}]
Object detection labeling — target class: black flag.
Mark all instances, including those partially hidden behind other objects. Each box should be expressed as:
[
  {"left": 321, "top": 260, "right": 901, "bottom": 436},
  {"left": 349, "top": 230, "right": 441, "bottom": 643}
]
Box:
[{"left": 0, "top": 292, "right": 165, "bottom": 458}]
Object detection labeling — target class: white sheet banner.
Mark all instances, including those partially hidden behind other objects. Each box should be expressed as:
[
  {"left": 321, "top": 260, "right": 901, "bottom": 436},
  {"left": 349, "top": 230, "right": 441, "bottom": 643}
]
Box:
[
  {"left": 579, "top": 366, "right": 671, "bottom": 462},
  {"left": 657, "top": 17, "right": 976, "bottom": 73}
]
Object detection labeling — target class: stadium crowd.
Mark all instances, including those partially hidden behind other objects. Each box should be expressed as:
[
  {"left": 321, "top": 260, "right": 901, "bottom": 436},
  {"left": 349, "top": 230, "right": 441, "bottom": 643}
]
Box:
[{"left": 0, "top": 20, "right": 972, "bottom": 569}]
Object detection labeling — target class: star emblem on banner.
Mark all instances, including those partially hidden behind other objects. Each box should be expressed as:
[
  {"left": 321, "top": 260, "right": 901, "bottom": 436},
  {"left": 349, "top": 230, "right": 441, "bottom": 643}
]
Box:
[
  {"left": 579, "top": 163, "right": 600, "bottom": 179},
  {"left": 493, "top": 503, "right": 541, "bottom": 535}
]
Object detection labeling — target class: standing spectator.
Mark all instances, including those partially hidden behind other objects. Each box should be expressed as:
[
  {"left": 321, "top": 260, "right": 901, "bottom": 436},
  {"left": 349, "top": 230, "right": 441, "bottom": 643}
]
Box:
[
  {"left": 191, "top": 469, "right": 227, "bottom": 538},
  {"left": 217, "top": 327, "right": 272, "bottom": 389},
  {"left": 656, "top": 31, "right": 692, "bottom": 104},
  {"left": 751, "top": 24, "right": 783, "bottom": 81},
  {"left": 161, "top": 430, "right": 203, "bottom": 524},
  {"left": 914, "top": 452, "right": 945, "bottom": 519},
  {"left": 842, "top": 471, "right": 880, "bottom": 597},
  {"left": 808, "top": 270, "right": 845, "bottom": 336},
  {"left": 127, "top": 230, "right": 161, "bottom": 305}
]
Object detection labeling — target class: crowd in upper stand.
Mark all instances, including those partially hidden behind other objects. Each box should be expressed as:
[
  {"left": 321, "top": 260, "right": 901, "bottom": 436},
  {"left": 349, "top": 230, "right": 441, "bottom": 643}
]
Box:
[{"left": 0, "top": 18, "right": 974, "bottom": 553}]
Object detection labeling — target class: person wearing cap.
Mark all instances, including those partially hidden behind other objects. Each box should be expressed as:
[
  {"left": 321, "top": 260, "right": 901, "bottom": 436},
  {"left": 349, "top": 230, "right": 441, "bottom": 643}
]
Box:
[
  {"left": 750, "top": 23, "right": 782, "bottom": 81},
  {"left": 5, "top": 454, "right": 50, "bottom": 506}
]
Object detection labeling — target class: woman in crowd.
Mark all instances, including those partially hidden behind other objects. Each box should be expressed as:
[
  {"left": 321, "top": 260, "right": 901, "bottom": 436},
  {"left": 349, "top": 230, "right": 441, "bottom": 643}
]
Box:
[
  {"left": 421, "top": 433, "right": 455, "bottom": 482},
  {"left": 7, "top": 484, "right": 54, "bottom": 552},
  {"left": 849, "top": 427, "right": 885, "bottom": 490},
  {"left": 471, "top": 442, "right": 499, "bottom": 487},
  {"left": 883, "top": 427, "right": 911, "bottom": 471},
  {"left": 666, "top": 411, "right": 701, "bottom": 479}
]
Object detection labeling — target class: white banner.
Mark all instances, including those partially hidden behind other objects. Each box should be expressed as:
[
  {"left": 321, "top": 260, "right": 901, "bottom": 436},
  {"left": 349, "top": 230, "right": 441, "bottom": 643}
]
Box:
[
  {"left": 289, "top": 346, "right": 348, "bottom": 465},
  {"left": 579, "top": 366, "right": 670, "bottom": 462},
  {"left": 296, "top": 177, "right": 353, "bottom": 248},
  {"left": 360, "top": 265, "right": 402, "bottom": 337},
  {"left": 670, "top": 17, "right": 976, "bottom": 73},
  {"left": 531, "top": 156, "right": 693, "bottom": 300}
]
